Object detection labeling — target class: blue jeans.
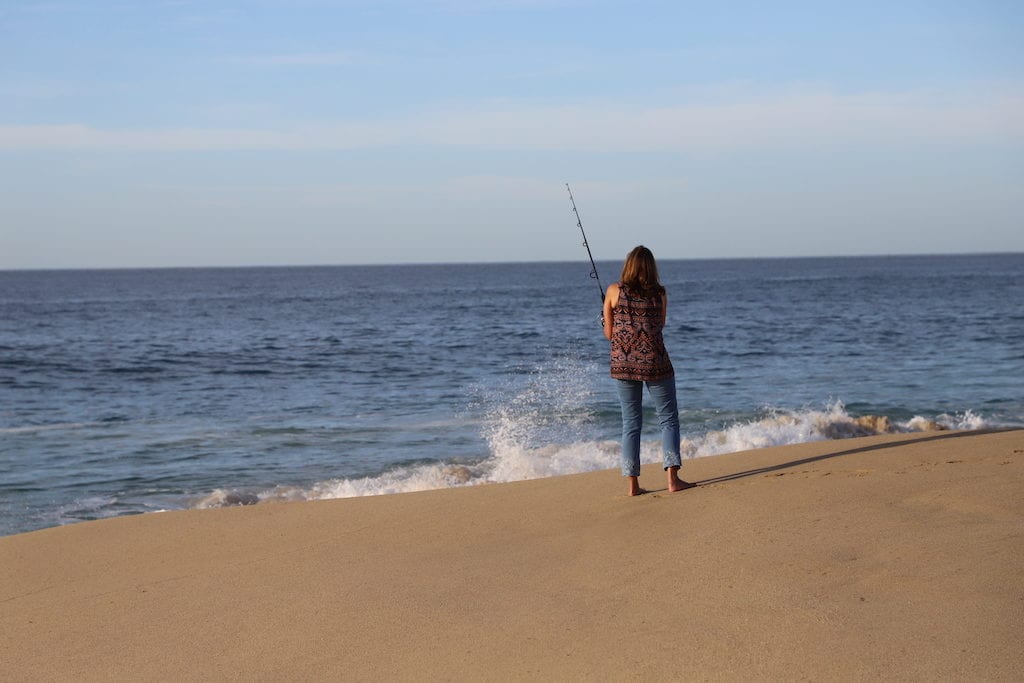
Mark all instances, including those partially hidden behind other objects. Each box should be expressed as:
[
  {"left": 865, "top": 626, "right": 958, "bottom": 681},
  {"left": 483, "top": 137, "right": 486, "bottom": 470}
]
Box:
[{"left": 614, "top": 376, "right": 681, "bottom": 477}]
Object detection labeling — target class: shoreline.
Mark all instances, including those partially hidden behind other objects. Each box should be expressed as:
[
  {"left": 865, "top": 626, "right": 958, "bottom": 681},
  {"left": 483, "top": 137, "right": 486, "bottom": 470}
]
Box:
[{"left": 2, "top": 430, "right": 1022, "bottom": 680}]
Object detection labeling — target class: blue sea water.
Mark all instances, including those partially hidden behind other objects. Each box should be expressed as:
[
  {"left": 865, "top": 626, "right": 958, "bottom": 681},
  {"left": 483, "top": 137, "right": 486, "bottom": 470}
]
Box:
[{"left": 1, "top": 254, "right": 1022, "bottom": 537}]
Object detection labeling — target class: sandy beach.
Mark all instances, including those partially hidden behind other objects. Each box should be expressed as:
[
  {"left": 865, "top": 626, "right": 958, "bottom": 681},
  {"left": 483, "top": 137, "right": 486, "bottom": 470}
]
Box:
[{"left": 2, "top": 429, "right": 1022, "bottom": 681}]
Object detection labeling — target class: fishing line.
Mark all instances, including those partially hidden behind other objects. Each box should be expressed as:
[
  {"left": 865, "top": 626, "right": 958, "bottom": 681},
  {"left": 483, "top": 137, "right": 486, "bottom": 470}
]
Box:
[{"left": 566, "top": 183, "right": 604, "bottom": 303}]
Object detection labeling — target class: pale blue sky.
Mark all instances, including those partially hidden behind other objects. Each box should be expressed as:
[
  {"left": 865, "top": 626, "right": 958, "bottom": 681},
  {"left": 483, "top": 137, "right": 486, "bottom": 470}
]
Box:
[{"left": 2, "top": 0, "right": 1022, "bottom": 268}]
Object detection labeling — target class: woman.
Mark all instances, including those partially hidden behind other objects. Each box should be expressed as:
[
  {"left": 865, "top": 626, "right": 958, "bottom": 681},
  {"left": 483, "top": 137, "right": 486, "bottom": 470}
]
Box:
[{"left": 603, "top": 245, "right": 693, "bottom": 496}]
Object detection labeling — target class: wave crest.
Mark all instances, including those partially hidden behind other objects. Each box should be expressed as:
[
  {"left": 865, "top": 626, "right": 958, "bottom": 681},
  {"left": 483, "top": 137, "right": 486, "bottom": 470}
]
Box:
[{"left": 192, "top": 400, "right": 984, "bottom": 510}]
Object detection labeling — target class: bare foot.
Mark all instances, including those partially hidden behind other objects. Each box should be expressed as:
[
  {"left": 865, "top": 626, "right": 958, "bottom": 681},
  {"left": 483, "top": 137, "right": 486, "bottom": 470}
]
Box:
[
  {"left": 666, "top": 466, "right": 695, "bottom": 492},
  {"left": 627, "top": 475, "right": 646, "bottom": 496}
]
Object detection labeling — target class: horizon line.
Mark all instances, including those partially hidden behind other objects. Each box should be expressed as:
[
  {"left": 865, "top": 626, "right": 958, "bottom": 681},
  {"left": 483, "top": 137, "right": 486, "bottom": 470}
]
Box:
[{"left": 2, "top": 250, "right": 1022, "bottom": 274}]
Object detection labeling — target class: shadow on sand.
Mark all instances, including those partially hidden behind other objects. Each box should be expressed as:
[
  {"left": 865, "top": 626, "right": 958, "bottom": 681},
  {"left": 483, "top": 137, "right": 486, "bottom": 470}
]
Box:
[{"left": 688, "top": 428, "right": 1020, "bottom": 488}]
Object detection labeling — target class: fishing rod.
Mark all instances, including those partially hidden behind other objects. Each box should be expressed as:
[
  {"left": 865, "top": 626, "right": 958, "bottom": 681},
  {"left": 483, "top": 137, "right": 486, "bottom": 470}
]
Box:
[{"left": 566, "top": 183, "right": 604, "bottom": 303}]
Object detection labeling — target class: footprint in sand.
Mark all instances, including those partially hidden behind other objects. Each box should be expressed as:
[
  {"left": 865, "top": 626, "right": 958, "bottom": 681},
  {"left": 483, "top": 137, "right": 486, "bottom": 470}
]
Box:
[
  {"left": 812, "top": 468, "right": 874, "bottom": 477},
  {"left": 765, "top": 469, "right": 815, "bottom": 478}
]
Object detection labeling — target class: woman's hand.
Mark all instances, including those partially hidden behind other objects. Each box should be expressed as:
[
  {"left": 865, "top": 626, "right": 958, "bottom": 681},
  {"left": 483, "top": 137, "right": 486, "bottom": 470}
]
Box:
[{"left": 602, "top": 283, "right": 619, "bottom": 340}]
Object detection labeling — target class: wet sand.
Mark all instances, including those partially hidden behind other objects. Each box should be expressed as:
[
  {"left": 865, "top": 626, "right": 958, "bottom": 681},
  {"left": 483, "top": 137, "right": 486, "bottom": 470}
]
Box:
[{"left": 2, "top": 429, "right": 1022, "bottom": 681}]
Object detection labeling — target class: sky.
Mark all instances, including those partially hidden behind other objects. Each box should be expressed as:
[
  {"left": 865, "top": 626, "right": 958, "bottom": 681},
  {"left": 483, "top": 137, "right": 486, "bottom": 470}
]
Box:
[{"left": 1, "top": 0, "right": 1022, "bottom": 269}]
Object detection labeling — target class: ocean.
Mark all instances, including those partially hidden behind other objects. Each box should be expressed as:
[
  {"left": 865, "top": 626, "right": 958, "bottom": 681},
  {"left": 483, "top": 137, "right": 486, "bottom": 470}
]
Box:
[{"left": 2, "top": 253, "right": 1022, "bottom": 537}]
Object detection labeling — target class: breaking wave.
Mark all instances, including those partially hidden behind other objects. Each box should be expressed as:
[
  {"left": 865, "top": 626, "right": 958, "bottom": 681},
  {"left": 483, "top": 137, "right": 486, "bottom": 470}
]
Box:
[{"left": 193, "top": 398, "right": 986, "bottom": 510}]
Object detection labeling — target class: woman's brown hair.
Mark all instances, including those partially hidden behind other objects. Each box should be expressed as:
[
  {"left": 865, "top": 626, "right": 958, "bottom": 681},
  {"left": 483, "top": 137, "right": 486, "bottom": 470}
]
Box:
[{"left": 620, "top": 245, "right": 665, "bottom": 298}]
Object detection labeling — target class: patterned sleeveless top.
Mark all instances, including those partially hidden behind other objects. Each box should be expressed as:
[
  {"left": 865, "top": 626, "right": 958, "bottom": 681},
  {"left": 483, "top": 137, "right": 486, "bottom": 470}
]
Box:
[{"left": 610, "top": 284, "right": 674, "bottom": 381}]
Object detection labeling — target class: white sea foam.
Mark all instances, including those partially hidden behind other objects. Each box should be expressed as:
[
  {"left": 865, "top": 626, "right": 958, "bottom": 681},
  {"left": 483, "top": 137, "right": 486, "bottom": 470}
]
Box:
[
  {"left": 908, "top": 409, "right": 986, "bottom": 432},
  {"left": 193, "top": 399, "right": 986, "bottom": 510},
  {"left": 49, "top": 495, "right": 121, "bottom": 526},
  {"left": 0, "top": 422, "right": 93, "bottom": 434},
  {"left": 677, "top": 401, "right": 982, "bottom": 459}
]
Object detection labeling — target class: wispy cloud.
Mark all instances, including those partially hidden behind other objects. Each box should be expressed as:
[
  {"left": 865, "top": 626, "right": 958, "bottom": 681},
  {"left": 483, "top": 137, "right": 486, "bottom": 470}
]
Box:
[
  {"left": 0, "top": 79, "right": 115, "bottom": 99},
  {"left": 0, "top": 123, "right": 378, "bottom": 150},
  {"left": 416, "top": 89, "right": 1024, "bottom": 152},
  {"left": 2, "top": 87, "right": 1021, "bottom": 152}
]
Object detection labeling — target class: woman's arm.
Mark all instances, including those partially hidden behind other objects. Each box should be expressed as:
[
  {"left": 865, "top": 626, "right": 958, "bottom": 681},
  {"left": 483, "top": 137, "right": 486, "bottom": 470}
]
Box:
[{"left": 603, "top": 283, "right": 618, "bottom": 340}]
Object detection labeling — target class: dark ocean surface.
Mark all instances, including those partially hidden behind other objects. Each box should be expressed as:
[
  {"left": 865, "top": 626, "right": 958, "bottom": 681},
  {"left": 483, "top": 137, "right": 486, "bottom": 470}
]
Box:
[{"left": 2, "top": 254, "right": 1022, "bottom": 536}]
